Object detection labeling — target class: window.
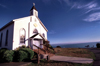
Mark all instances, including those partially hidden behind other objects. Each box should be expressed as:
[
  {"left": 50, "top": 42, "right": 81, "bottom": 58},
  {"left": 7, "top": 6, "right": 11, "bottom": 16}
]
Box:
[
  {"left": 42, "top": 33, "right": 45, "bottom": 37},
  {"left": 0, "top": 33, "right": 3, "bottom": 47},
  {"left": 20, "top": 28, "right": 26, "bottom": 44},
  {"left": 5, "top": 30, "right": 8, "bottom": 46},
  {"left": 33, "top": 29, "right": 38, "bottom": 33}
]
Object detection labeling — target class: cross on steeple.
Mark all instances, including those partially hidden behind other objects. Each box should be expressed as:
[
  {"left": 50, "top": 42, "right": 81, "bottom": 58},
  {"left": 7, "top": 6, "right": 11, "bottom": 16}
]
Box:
[
  {"left": 30, "top": 3, "right": 38, "bottom": 16},
  {"left": 33, "top": 3, "right": 35, "bottom": 6}
]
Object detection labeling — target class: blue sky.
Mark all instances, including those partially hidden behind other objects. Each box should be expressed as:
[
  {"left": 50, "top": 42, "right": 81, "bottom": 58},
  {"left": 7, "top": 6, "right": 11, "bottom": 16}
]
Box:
[{"left": 0, "top": 0, "right": 100, "bottom": 44}]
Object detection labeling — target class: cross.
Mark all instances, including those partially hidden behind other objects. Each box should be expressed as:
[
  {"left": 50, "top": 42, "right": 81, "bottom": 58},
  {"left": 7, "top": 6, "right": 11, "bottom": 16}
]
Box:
[{"left": 33, "top": 3, "right": 35, "bottom": 6}]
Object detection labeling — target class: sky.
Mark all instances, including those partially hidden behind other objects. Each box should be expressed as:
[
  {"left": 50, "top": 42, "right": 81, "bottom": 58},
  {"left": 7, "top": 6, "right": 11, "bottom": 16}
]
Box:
[{"left": 0, "top": 0, "right": 100, "bottom": 44}]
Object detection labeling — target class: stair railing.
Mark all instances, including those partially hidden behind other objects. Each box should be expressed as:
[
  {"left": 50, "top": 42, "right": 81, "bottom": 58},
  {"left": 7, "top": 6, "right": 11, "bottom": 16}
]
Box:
[
  {"left": 43, "top": 44, "right": 55, "bottom": 54},
  {"left": 33, "top": 44, "right": 46, "bottom": 54}
]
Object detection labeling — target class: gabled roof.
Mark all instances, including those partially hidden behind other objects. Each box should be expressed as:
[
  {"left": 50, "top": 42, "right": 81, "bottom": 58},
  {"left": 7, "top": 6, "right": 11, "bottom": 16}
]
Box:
[
  {"left": 30, "top": 33, "right": 47, "bottom": 41},
  {"left": 0, "top": 20, "right": 14, "bottom": 31},
  {"left": 0, "top": 15, "right": 48, "bottom": 32},
  {"left": 36, "top": 16, "right": 48, "bottom": 32},
  {"left": 30, "top": 6, "right": 37, "bottom": 11}
]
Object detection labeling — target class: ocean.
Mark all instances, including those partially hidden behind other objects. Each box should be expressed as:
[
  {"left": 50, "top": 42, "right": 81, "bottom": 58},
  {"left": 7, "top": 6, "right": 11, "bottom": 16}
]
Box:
[{"left": 51, "top": 42, "right": 100, "bottom": 48}]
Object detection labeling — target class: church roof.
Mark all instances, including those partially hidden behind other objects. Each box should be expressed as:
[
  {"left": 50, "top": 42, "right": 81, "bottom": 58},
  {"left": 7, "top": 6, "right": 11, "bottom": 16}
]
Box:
[
  {"left": 30, "top": 33, "right": 47, "bottom": 41},
  {"left": 36, "top": 16, "right": 48, "bottom": 32},
  {"left": 0, "top": 21, "right": 14, "bottom": 31},
  {"left": 0, "top": 15, "right": 48, "bottom": 32},
  {"left": 30, "top": 6, "right": 37, "bottom": 11}
]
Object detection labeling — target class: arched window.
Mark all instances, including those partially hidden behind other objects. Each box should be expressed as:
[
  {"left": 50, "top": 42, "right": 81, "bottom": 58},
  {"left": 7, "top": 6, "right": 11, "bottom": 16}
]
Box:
[
  {"left": 42, "top": 33, "right": 45, "bottom": 37},
  {"left": 0, "top": 33, "right": 3, "bottom": 47},
  {"left": 20, "top": 28, "right": 26, "bottom": 44},
  {"left": 33, "top": 29, "right": 38, "bottom": 33},
  {"left": 5, "top": 30, "right": 8, "bottom": 46}
]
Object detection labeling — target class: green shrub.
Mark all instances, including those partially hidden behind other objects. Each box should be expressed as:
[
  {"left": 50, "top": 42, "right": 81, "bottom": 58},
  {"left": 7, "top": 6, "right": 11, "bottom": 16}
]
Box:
[
  {"left": 0, "top": 48, "right": 8, "bottom": 62},
  {"left": 56, "top": 46, "right": 61, "bottom": 48},
  {"left": 96, "top": 43, "right": 100, "bottom": 48},
  {"left": 15, "top": 45, "right": 26, "bottom": 51},
  {"left": 17, "top": 50, "right": 28, "bottom": 62},
  {"left": 15, "top": 47, "right": 20, "bottom": 51},
  {"left": 49, "top": 44, "right": 53, "bottom": 49},
  {"left": 19, "top": 48, "right": 34, "bottom": 60},
  {"left": 21, "top": 45, "right": 26, "bottom": 48},
  {"left": 3, "top": 50, "right": 14, "bottom": 62},
  {"left": 14, "top": 48, "right": 34, "bottom": 62},
  {"left": 0, "top": 48, "right": 8, "bottom": 54}
]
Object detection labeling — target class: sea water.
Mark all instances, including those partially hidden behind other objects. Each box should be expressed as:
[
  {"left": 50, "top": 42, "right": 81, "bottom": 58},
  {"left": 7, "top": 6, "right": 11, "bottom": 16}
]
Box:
[{"left": 51, "top": 42, "right": 100, "bottom": 48}]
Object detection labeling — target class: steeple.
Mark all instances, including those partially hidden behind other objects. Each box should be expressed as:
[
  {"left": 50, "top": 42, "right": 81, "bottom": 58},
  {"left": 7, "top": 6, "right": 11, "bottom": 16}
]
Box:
[{"left": 30, "top": 3, "right": 38, "bottom": 16}]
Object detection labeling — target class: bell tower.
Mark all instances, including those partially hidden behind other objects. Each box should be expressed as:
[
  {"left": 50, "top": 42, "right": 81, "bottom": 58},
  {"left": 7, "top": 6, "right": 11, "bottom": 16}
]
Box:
[{"left": 30, "top": 3, "right": 38, "bottom": 17}]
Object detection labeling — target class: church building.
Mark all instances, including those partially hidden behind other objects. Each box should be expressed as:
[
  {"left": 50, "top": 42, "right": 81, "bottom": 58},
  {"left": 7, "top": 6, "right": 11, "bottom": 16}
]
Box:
[{"left": 0, "top": 4, "right": 48, "bottom": 50}]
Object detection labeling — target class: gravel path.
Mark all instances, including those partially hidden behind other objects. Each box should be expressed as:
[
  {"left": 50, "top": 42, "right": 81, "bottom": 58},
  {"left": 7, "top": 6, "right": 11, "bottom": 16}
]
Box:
[{"left": 50, "top": 55, "right": 93, "bottom": 64}]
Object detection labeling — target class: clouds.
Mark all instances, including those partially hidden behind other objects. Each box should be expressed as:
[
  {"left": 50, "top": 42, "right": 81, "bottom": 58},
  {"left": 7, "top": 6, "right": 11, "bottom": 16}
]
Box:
[
  {"left": 63, "top": 0, "right": 98, "bottom": 12},
  {"left": 41, "top": 0, "right": 100, "bottom": 22},
  {"left": 42, "top": 0, "right": 99, "bottom": 13},
  {"left": 0, "top": 3, "right": 7, "bottom": 8},
  {"left": 84, "top": 12, "right": 100, "bottom": 22},
  {"left": 63, "top": 0, "right": 100, "bottom": 22}
]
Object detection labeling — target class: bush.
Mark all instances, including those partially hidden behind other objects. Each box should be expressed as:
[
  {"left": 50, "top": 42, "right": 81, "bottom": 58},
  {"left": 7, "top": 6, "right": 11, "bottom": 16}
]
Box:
[
  {"left": 14, "top": 48, "right": 34, "bottom": 62},
  {"left": 15, "top": 45, "right": 26, "bottom": 51},
  {"left": 49, "top": 44, "right": 53, "bottom": 49},
  {"left": 0, "top": 48, "right": 8, "bottom": 54},
  {"left": 16, "top": 50, "right": 28, "bottom": 62},
  {"left": 21, "top": 45, "right": 26, "bottom": 48},
  {"left": 56, "top": 46, "right": 61, "bottom": 48},
  {"left": 3, "top": 50, "right": 14, "bottom": 62},
  {"left": 0, "top": 47, "right": 34, "bottom": 62},
  {"left": 19, "top": 48, "right": 34, "bottom": 60},
  {"left": 0, "top": 48, "right": 8, "bottom": 62},
  {"left": 96, "top": 43, "right": 100, "bottom": 48}
]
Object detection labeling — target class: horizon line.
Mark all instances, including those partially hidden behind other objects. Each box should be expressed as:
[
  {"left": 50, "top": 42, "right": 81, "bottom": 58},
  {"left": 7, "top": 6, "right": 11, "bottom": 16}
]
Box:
[{"left": 51, "top": 40, "right": 100, "bottom": 45}]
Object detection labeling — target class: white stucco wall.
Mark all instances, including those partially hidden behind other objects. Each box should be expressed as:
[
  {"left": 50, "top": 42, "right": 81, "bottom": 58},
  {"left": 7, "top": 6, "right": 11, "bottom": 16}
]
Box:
[
  {"left": 29, "top": 16, "right": 47, "bottom": 39},
  {"left": 12, "top": 15, "right": 47, "bottom": 50},
  {"left": 0, "top": 14, "right": 47, "bottom": 50},
  {"left": 12, "top": 16, "right": 30, "bottom": 50},
  {"left": 0, "top": 23, "right": 14, "bottom": 50},
  {"left": 0, "top": 7, "right": 48, "bottom": 50}
]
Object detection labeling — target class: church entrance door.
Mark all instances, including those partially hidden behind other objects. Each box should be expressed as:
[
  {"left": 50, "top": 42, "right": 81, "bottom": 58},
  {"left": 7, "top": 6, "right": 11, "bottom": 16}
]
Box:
[{"left": 33, "top": 39, "right": 40, "bottom": 48}]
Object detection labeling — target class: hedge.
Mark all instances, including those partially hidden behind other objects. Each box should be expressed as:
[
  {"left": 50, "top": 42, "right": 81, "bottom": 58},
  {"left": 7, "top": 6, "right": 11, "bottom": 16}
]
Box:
[
  {"left": 0, "top": 48, "right": 14, "bottom": 62},
  {"left": 19, "top": 48, "right": 34, "bottom": 60},
  {"left": 0, "top": 48, "right": 8, "bottom": 62},
  {"left": 0, "top": 47, "right": 34, "bottom": 62},
  {"left": 16, "top": 50, "right": 28, "bottom": 62},
  {"left": 14, "top": 48, "right": 34, "bottom": 62},
  {"left": 3, "top": 50, "right": 14, "bottom": 62}
]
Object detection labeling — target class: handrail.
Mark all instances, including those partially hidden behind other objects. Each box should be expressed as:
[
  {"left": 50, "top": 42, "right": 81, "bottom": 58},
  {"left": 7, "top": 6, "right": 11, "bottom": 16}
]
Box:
[
  {"left": 43, "top": 44, "right": 54, "bottom": 50},
  {"left": 33, "top": 44, "right": 55, "bottom": 54},
  {"left": 33, "top": 44, "right": 46, "bottom": 53},
  {"left": 43, "top": 45, "right": 55, "bottom": 54}
]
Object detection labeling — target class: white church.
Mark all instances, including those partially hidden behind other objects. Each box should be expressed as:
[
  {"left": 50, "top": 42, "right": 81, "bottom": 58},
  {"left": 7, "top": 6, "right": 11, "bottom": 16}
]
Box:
[{"left": 0, "top": 4, "right": 48, "bottom": 50}]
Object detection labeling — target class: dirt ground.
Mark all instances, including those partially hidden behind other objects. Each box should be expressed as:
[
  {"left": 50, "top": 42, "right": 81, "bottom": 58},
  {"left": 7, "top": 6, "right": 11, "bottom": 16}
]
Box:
[{"left": 54, "top": 48, "right": 95, "bottom": 59}]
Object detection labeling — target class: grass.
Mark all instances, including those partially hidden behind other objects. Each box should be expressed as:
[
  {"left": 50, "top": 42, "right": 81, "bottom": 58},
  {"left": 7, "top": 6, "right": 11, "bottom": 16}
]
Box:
[
  {"left": 54, "top": 48, "right": 95, "bottom": 60},
  {"left": 27, "top": 48, "right": 95, "bottom": 66}
]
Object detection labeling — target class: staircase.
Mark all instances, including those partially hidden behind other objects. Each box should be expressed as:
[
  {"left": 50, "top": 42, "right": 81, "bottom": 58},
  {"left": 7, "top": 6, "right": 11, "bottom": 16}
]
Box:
[
  {"left": 33, "top": 44, "right": 55, "bottom": 58},
  {"left": 33, "top": 49, "right": 54, "bottom": 56}
]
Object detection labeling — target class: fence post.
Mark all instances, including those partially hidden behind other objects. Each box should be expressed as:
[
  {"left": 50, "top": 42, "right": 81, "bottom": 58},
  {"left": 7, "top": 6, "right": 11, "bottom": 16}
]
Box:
[
  {"left": 47, "top": 55, "right": 50, "bottom": 62},
  {"left": 38, "top": 48, "right": 40, "bottom": 64}
]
